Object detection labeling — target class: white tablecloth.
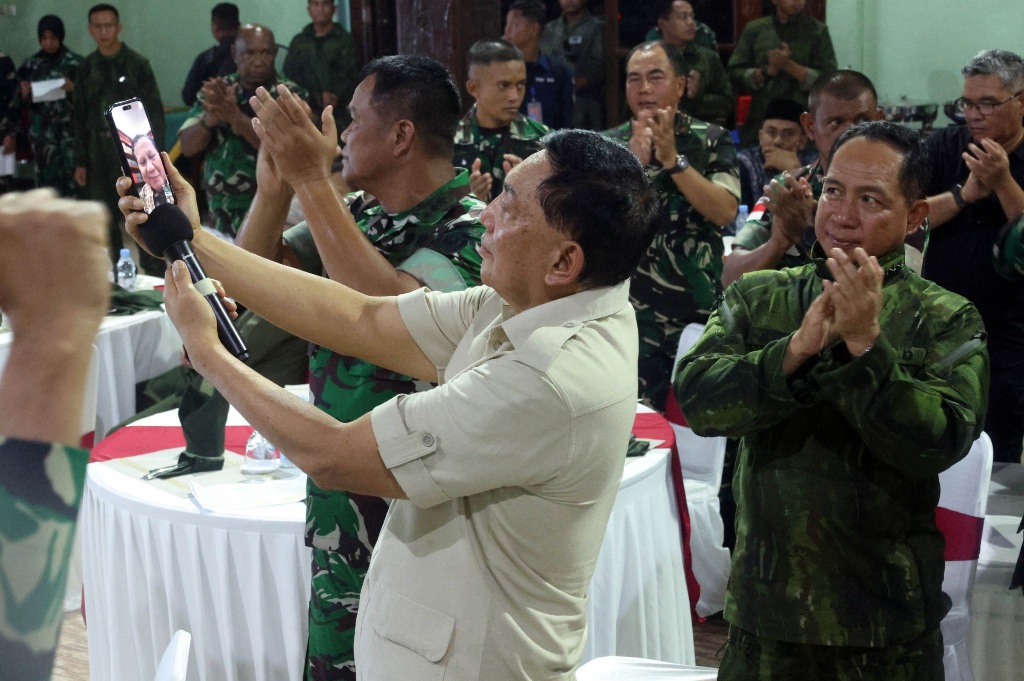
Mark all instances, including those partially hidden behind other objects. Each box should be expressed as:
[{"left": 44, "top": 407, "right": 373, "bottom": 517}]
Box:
[
  {"left": 82, "top": 409, "right": 692, "bottom": 681},
  {"left": 0, "top": 292, "right": 181, "bottom": 439}
]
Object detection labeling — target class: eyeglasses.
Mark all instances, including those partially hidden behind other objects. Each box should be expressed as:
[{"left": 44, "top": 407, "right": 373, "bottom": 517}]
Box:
[{"left": 953, "top": 91, "right": 1023, "bottom": 115}]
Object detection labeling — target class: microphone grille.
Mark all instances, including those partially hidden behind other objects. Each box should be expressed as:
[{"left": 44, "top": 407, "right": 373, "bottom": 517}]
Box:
[{"left": 140, "top": 203, "right": 195, "bottom": 255}]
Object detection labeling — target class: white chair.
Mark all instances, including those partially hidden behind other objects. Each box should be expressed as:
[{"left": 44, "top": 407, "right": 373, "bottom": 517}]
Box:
[
  {"left": 576, "top": 656, "right": 718, "bottom": 680},
  {"left": 666, "top": 323, "right": 731, "bottom": 617},
  {"left": 154, "top": 630, "right": 192, "bottom": 681},
  {"left": 936, "top": 433, "right": 993, "bottom": 681}
]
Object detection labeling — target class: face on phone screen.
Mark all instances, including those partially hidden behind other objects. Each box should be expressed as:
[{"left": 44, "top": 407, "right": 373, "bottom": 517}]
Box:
[{"left": 109, "top": 100, "right": 176, "bottom": 214}]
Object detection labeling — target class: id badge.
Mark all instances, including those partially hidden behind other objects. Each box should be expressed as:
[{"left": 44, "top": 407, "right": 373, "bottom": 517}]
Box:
[{"left": 527, "top": 100, "right": 543, "bottom": 123}]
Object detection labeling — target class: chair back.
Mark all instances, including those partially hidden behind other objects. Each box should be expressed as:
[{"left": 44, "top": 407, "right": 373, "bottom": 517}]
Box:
[
  {"left": 936, "top": 433, "right": 993, "bottom": 681},
  {"left": 154, "top": 630, "right": 192, "bottom": 681},
  {"left": 667, "top": 324, "right": 726, "bottom": 489}
]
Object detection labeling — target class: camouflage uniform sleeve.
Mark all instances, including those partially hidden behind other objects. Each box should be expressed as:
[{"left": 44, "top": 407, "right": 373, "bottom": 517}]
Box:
[
  {"left": 690, "top": 47, "right": 733, "bottom": 127},
  {"left": 810, "top": 304, "right": 988, "bottom": 479},
  {"left": 0, "top": 437, "right": 88, "bottom": 678},
  {"left": 282, "top": 220, "right": 324, "bottom": 274},
  {"left": 178, "top": 99, "right": 205, "bottom": 134},
  {"left": 705, "top": 126, "right": 741, "bottom": 200},
  {"left": 675, "top": 272, "right": 812, "bottom": 437},
  {"left": 993, "top": 213, "right": 1024, "bottom": 279},
  {"left": 731, "top": 203, "right": 772, "bottom": 251}
]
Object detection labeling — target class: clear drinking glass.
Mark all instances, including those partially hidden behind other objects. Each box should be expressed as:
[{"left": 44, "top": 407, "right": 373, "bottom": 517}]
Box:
[{"left": 242, "top": 431, "right": 281, "bottom": 480}]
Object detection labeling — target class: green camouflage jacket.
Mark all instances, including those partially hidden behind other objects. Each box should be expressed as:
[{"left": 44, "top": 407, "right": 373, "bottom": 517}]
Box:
[
  {"left": 72, "top": 44, "right": 164, "bottom": 169},
  {"left": 678, "top": 42, "right": 733, "bottom": 128},
  {"left": 180, "top": 73, "right": 307, "bottom": 237},
  {"left": 675, "top": 245, "right": 989, "bottom": 647},
  {"left": 17, "top": 48, "right": 83, "bottom": 196},
  {"left": 727, "top": 12, "right": 836, "bottom": 148},
  {"left": 0, "top": 438, "right": 87, "bottom": 679},
  {"left": 284, "top": 168, "right": 485, "bottom": 554},
  {"left": 282, "top": 22, "right": 359, "bottom": 127},
  {"left": 452, "top": 106, "right": 551, "bottom": 201},
  {"left": 603, "top": 111, "right": 739, "bottom": 407}
]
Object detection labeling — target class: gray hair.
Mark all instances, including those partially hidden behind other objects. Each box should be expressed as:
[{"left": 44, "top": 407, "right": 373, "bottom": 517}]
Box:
[{"left": 962, "top": 49, "right": 1024, "bottom": 91}]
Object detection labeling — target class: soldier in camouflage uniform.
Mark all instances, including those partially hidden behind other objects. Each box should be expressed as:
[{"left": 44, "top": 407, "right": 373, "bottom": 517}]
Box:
[
  {"left": 727, "top": 0, "right": 837, "bottom": 148},
  {"left": 653, "top": 0, "right": 733, "bottom": 127},
  {"left": 237, "top": 56, "right": 484, "bottom": 680},
  {"left": 453, "top": 39, "right": 551, "bottom": 203},
  {"left": 179, "top": 24, "right": 307, "bottom": 238},
  {"left": 73, "top": 4, "right": 164, "bottom": 271},
  {"left": 540, "top": 0, "right": 606, "bottom": 129},
  {"left": 282, "top": 0, "right": 359, "bottom": 130},
  {"left": 676, "top": 122, "right": 989, "bottom": 680},
  {"left": 724, "top": 71, "right": 883, "bottom": 286},
  {"left": 15, "top": 16, "right": 83, "bottom": 197},
  {"left": 603, "top": 40, "right": 739, "bottom": 408}
]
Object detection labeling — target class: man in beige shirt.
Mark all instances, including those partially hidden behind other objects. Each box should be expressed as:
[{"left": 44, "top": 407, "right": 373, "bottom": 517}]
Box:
[{"left": 117, "top": 103, "right": 659, "bottom": 679}]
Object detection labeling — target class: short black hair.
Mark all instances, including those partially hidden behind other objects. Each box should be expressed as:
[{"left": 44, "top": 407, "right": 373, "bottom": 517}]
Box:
[
  {"left": 467, "top": 39, "right": 524, "bottom": 68},
  {"left": 508, "top": 0, "right": 547, "bottom": 26},
  {"left": 962, "top": 49, "right": 1024, "bottom": 92},
  {"left": 808, "top": 69, "right": 877, "bottom": 115},
  {"left": 88, "top": 3, "right": 119, "bottom": 21},
  {"left": 625, "top": 40, "right": 687, "bottom": 80},
  {"left": 212, "top": 3, "right": 240, "bottom": 30},
  {"left": 359, "top": 55, "right": 461, "bottom": 159},
  {"left": 537, "top": 130, "right": 659, "bottom": 288},
  {"left": 829, "top": 121, "right": 931, "bottom": 204}
]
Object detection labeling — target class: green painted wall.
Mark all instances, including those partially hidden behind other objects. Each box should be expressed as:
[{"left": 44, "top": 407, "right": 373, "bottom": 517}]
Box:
[
  {"left": 1, "top": 0, "right": 320, "bottom": 108},
  {"left": 828, "top": 0, "right": 1024, "bottom": 126}
]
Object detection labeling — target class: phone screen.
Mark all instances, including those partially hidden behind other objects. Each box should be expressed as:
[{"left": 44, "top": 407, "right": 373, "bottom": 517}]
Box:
[{"left": 107, "top": 99, "right": 176, "bottom": 214}]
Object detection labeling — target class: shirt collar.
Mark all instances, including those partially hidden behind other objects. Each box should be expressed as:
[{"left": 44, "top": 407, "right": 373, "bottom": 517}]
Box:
[
  {"left": 811, "top": 244, "right": 907, "bottom": 286},
  {"left": 497, "top": 280, "right": 633, "bottom": 348}
]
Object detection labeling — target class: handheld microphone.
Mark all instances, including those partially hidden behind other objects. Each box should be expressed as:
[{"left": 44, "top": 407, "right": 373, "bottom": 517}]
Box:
[{"left": 142, "top": 203, "right": 250, "bottom": 362}]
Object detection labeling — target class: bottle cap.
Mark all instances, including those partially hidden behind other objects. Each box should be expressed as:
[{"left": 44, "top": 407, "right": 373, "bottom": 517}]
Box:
[
  {"left": 120, "top": 248, "right": 131, "bottom": 258},
  {"left": 739, "top": 204, "right": 749, "bottom": 213}
]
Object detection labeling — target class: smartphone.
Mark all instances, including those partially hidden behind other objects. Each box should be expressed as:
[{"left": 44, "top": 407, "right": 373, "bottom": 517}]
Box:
[{"left": 105, "top": 98, "right": 176, "bottom": 214}]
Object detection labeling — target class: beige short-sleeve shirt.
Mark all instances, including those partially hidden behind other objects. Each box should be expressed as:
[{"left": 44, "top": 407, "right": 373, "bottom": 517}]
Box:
[{"left": 357, "top": 281, "right": 639, "bottom": 681}]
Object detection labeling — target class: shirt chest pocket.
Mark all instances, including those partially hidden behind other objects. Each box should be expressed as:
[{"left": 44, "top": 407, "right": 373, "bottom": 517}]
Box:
[
  {"left": 895, "top": 346, "right": 927, "bottom": 374},
  {"left": 364, "top": 582, "right": 456, "bottom": 680}
]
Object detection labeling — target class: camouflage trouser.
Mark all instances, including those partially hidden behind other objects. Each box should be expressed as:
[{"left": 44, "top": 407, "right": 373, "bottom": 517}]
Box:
[
  {"left": 719, "top": 625, "right": 944, "bottom": 681},
  {"left": 304, "top": 548, "right": 362, "bottom": 681}
]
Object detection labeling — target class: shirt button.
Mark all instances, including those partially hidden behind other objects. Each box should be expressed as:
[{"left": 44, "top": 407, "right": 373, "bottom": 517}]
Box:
[
  {"left": 421, "top": 434, "right": 434, "bottom": 447},
  {"left": 563, "top": 321, "right": 577, "bottom": 328},
  {"left": 491, "top": 341, "right": 501, "bottom": 350}
]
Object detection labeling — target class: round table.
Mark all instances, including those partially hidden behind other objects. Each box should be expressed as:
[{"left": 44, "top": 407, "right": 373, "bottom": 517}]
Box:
[{"left": 82, "top": 407, "right": 693, "bottom": 681}]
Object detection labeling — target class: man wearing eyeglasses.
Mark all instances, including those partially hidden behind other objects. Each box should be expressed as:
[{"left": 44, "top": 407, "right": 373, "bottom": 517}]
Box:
[{"left": 923, "top": 48, "right": 1024, "bottom": 464}]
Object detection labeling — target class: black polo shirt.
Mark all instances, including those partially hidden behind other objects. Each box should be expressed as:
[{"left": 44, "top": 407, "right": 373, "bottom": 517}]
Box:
[{"left": 922, "top": 125, "right": 1024, "bottom": 367}]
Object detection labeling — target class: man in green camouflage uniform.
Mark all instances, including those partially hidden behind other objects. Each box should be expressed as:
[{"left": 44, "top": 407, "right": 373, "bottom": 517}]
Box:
[
  {"left": 727, "top": 0, "right": 836, "bottom": 148},
  {"left": 282, "top": 0, "right": 359, "bottom": 130},
  {"left": 653, "top": 0, "right": 733, "bottom": 127},
  {"left": 603, "top": 40, "right": 739, "bottom": 408},
  {"left": 676, "top": 122, "right": 989, "bottom": 680},
  {"left": 73, "top": 4, "right": 164, "bottom": 270},
  {"left": 15, "top": 16, "right": 83, "bottom": 197},
  {"left": 724, "top": 71, "right": 885, "bottom": 286},
  {"left": 0, "top": 188, "right": 110, "bottom": 681},
  {"left": 179, "top": 24, "right": 307, "bottom": 238},
  {"left": 235, "top": 56, "right": 484, "bottom": 680},
  {"left": 453, "top": 39, "right": 551, "bottom": 202},
  {"left": 645, "top": 1, "right": 717, "bottom": 53}
]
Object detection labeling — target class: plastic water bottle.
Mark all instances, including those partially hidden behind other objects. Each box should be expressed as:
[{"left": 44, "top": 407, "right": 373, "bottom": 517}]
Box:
[
  {"left": 728, "top": 204, "right": 749, "bottom": 237},
  {"left": 116, "top": 248, "right": 137, "bottom": 292}
]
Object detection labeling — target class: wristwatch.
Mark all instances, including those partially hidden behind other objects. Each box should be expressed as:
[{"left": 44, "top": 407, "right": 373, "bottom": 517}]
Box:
[
  {"left": 666, "top": 154, "right": 690, "bottom": 176},
  {"left": 951, "top": 183, "right": 968, "bottom": 209}
]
